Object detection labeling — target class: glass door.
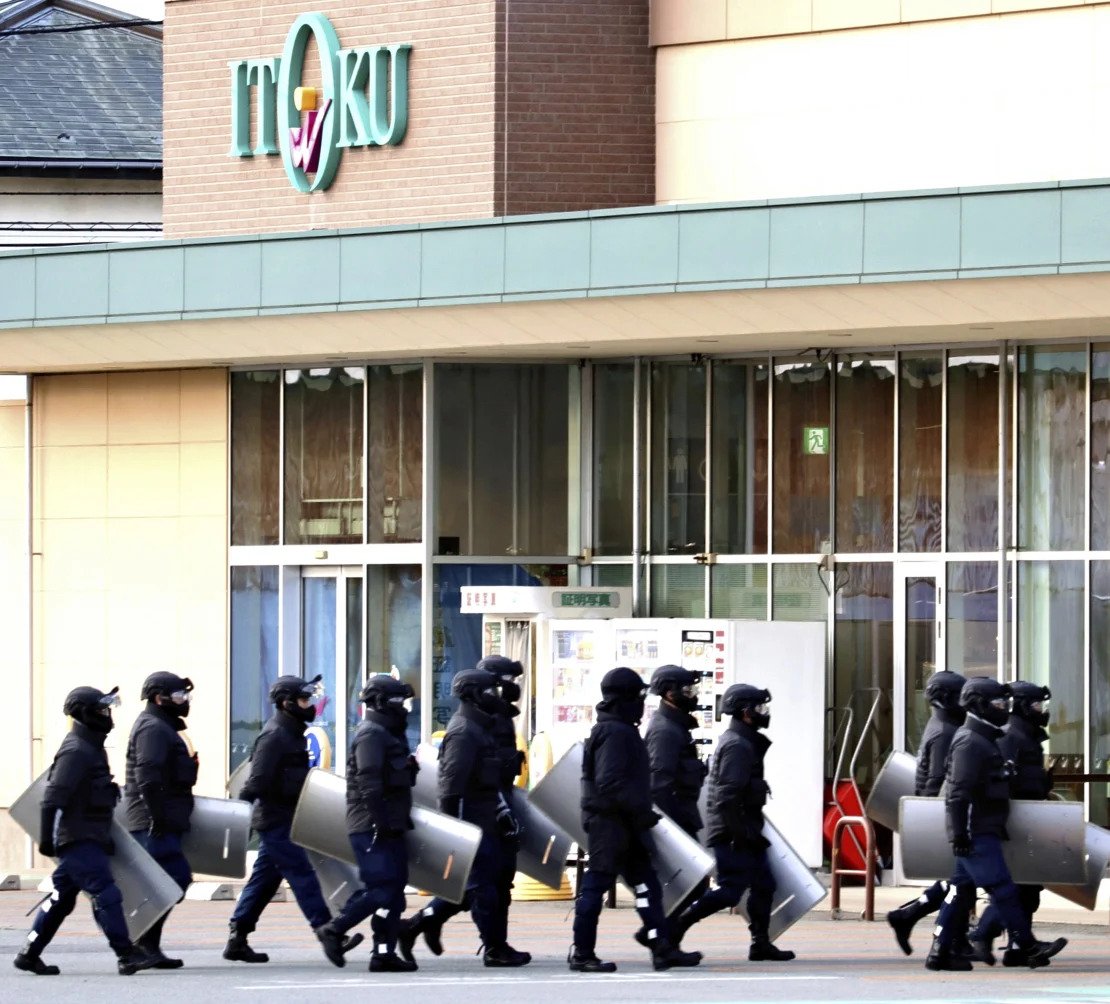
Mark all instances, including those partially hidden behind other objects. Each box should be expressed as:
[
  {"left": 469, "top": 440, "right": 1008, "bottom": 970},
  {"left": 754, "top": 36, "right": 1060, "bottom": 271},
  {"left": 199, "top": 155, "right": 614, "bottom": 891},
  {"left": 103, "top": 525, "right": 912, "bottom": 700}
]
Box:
[
  {"left": 894, "top": 562, "right": 944, "bottom": 756},
  {"left": 301, "top": 566, "right": 364, "bottom": 770}
]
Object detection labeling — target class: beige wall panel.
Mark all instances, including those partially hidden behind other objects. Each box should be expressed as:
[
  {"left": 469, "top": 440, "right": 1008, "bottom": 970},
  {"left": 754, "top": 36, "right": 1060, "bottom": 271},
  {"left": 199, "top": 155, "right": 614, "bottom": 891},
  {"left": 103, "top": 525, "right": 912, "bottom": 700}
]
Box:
[
  {"left": 34, "top": 373, "right": 106, "bottom": 447},
  {"left": 180, "top": 443, "right": 227, "bottom": 517},
  {"left": 107, "top": 370, "right": 182, "bottom": 445},
  {"left": 38, "top": 446, "right": 107, "bottom": 519},
  {"left": 106, "top": 518, "right": 182, "bottom": 590},
  {"left": 180, "top": 369, "right": 228, "bottom": 443},
  {"left": 0, "top": 400, "right": 23, "bottom": 447},
  {"left": 106, "top": 589, "right": 182, "bottom": 676},
  {"left": 994, "top": 0, "right": 1081, "bottom": 9},
  {"left": 902, "top": 0, "right": 991, "bottom": 21},
  {"left": 812, "top": 0, "right": 899, "bottom": 31},
  {"left": 0, "top": 447, "right": 22, "bottom": 519},
  {"left": 657, "top": 7, "right": 1110, "bottom": 203},
  {"left": 650, "top": 0, "right": 727, "bottom": 46},
  {"left": 40, "top": 518, "right": 108, "bottom": 593},
  {"left": 107, "top": 444, "right": 181, "bottom": 519},
  {"left": 179, "top": 515, "right": 227, "bottom": 585},
  {"left": 39, "top": 592, "right": 107, "bottom": 679},
  {"left": 727, "top": 0, "right": 813, "bottom": 38}
]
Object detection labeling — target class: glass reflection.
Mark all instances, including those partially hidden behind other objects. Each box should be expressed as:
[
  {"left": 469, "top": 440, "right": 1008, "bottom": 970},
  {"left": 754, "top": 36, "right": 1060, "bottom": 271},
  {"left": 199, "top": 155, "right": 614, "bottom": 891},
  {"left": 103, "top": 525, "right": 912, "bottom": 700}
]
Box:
[
  {"left": 1091, "top": 562, "right": 1110, "bottom": 826},
  {"left": 772, "top": 563, "right": 828, "bottom": 622},
  {"left": 773, "top": 360, "right": 831, "bottom": 553},
  {"left": 650, "top": 363, "right": 706, "bottom": 555},
  {"left": 898, "top": 354, "right": 942, "bottom": 552},
  {"left": 302, "top": 577, "right": 338, "bottom": 769},
  {"left": 650, "top": 564, "right": 705, "bottom": 617},
  {"left": 1092, "top": 347, "right": 1110, "bottom": 550},
  {"left": 229, "top": 566, "right": 279, "bottom": 771},
  {"left": 710, "top": 564, "right": 767, "bottom": 619},
  {"left": 946, "top": 562, "right": 998, "bottom": 679},
  {"left": 368, "top": 365, "right": 423, "bottom": 544},
  {"left": 367, "top": 565, "right": 423, "bottom": 750},
  {"left": 594, "top": 363, "right": 637, "bottom": 556},
  {"left": 231, "top": 371, "right": 280, "bottom": 546},
  {"left": 711, "top": 361, "right": 768, "bottom": 554},
  {"left": 947, "top": 353, "right": 1000, "bottom": 552}
]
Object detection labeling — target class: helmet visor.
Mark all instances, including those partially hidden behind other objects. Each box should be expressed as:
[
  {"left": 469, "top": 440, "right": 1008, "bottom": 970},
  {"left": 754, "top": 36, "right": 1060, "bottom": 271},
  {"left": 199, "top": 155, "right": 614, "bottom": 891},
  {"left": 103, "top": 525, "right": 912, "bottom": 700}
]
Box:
[
  {"left": 753, "top": 702, "right": 770, "bottom": 716},
  {"left": 168, "top": 689, "right": 193, "bottom": 706},
  {"left": 680, "top": 683, "right": 699, "bottom": 699},
  {"left": 1031, "top": 699, "right": 1050, "bottom": 714},
  {"left": 989, "top": 696, "right": 1012, "bottom": 713},
  {"left": 97, "top": 689, "right": 121, "bottom": 710}
]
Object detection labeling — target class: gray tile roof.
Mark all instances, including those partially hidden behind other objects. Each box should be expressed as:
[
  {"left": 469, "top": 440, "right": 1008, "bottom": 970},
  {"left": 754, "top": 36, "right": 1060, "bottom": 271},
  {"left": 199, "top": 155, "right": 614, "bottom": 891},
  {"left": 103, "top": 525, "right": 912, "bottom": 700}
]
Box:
[{"left": 0, "top": 1, "right": 161, "bottom": 165}]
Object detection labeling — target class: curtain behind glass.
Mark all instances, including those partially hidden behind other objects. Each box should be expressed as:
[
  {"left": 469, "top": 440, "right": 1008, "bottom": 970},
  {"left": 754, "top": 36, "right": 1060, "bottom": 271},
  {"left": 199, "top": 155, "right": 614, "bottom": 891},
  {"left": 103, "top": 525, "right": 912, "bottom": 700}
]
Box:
[
  {"left": 368, "top": 364, "right": 422, "bottom": 544},
  {"left": 1092, "top": 347, "right": 1110, "bottom": 550},
  {"left": 711, "top": 361, "right": 768, "bottom": 554},
  {"left": 230, "top": 566, "right": 279, "bottom": 771},
  {"left": 947, "top": 353, "right": 999, "bottom": 551},
  {"left": 772, "top": 361, "right": 831, "bottom": 553},
  {"left": 946, "top": 561, "right": 998, "bottom": 677},
  {"left": 284, "top": 368, "right": 365, "bottom": 545},
  {"left": 710, "top": 564, "right": 767, "bottom": 619},
  {"left": 593, "top": 363, "right": 636, "bottom": 556},
  {"left": 836, "top": 357, "right": 894, "bottom": 553},
  {"left": 367, "top": 565, "right": 423, "bottom": 750},
  {"left": 772, "top": 563, "right": 828, "bottom": 622},
  {"left": 1017, "top": 346, "right": 1086, "bottom": 551},
  {"left": 231, "top": 372, "right": 280, "bottom": 545},
  {"left": 898, "top": 354, "right": 942, "bottom": 552},
  {"left": 1091, "top": 562, "right": 1110, "bottom": 826},
  {"left": 650, "top": 362, "right": 706, "bottom": 555},
  {"left": 650, "top": 563, "right": 705, "bottom": 617}
]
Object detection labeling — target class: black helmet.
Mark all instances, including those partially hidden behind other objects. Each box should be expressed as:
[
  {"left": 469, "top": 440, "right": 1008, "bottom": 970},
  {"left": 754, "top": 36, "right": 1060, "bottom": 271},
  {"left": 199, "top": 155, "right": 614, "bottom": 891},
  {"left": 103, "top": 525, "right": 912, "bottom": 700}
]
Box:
[
  {"left": 600, "top": 667, "right": 647, "bottom": 699},
  {"left": 925, "top": 670, "right": 967, "bottom": 712},
  {"left": 141, "top": 671, "right": 193, "bottom": 701},
  {"left": 452, "top": 669, "right": 500, "bottom": 705},
  {"left": 720, "top": 683, "right": 771, "bottom": 719},
  {"left": 63, "top": 685, "right": 120, "bottom": 734},
  {"left": 359, "top": 674, "right": 414, "bottom": 712},
  {"left": 270, "top": 674, "right": 322, "bottom": 706},
  {"left": 959, "top": 676, "right": 1012, "bottom": 727},
  {"left": 477, "top": 655, "right": 523, "bottom": 681},
  {"left": 649, "top": 664, "right": 699, "bottom": 696},
  {"left": 1011, "top": 680, "right": 1051, "bottom": 727}
]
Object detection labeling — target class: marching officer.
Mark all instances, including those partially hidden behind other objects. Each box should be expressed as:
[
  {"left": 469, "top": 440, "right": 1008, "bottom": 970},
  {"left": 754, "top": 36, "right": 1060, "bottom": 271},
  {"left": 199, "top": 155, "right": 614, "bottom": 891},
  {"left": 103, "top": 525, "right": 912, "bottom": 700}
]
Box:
[
  {"left": 926, "top": 676, "right": 1066, "bottom": 971},
  {"left": 667, "top": 684, "right": 795, "bottom": 963},
  {"left": 399, "top": 656, "right": 528, "bottom": 964},
  {"left": 224, "top": 674, "right": 363, "bottom": 965},
  {"left": 886, "top": 670, "right": 967, "bottom": 955},
  {"left": 398, "top": 669, "right": 530, "bottom": 967},
  {"left": 568, "top": 667, "right": 702, "bottom": 974},
  {"left": 967, "top": 681, "right": 1054, "bottom": 964},
  {"left": 124, "top": 672, "right": 199, "bottom": 969},
  {"left": 314, "top": 675, "right": 418, "bottom": 971},
  {"left": 14, "top": 686, "right": 156, "bottom": 977}
]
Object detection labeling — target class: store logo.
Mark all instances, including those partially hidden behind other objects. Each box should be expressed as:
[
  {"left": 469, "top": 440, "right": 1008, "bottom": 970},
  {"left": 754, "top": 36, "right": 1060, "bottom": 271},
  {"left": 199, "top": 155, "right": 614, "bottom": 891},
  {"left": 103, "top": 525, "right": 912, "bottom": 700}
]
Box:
[{"left": 229, "top": 12, "right": 411, "bottom": 193}]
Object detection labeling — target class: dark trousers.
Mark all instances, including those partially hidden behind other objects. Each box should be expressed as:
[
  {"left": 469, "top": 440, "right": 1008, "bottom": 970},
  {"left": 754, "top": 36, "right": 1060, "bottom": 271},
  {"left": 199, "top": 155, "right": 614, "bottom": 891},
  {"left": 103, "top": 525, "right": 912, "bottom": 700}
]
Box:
[
  {"left": 935, "top": 835, "right": 1033, "bottom": 951},
  {"left": 421, "top": 832, "right": 517, "bottom": 948},
  {"left": 572, "top": 854, "right": 665, "bottom": 956},
  {"left": 28, "top": 840, "right": 130, "bottom": 954},
  {"left": 132, "top": 830, "right": 192, "bottom": 948},
  {"left": 975, "top": 884, "right": 1042, "bottom": 942},
  {"left": 331, "top": 831, "right": 408, "bottom": 953},
  {"left": 230, "top": 821, "right": 331, "bottom": 931},
  {"left": 680, "top": 843, "right": 776, "bottom": 939}
]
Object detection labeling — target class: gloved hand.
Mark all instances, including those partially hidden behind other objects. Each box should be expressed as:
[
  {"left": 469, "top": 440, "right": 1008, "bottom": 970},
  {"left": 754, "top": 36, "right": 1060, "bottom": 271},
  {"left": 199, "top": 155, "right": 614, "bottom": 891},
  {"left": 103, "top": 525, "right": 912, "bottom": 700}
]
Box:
[
  {"left": 148, "top": 818, "right": 167, "bottom": 840},
  {"left": 496, "top": 795, "right": 521, "bottom": 839},
  {"left": 632, "top": 809, "right": 663, "bottom": 832},
  {"left": 38, "top": 806, "right": 57, "bottom": 857},
  {"left": 952, "top": 833, "right": 973, "bottom": 857},
  {"left": 38, "top": 835, "right": 55, "bottom": 858},
  {"left": 378, "top": 824, "right": 407, "bottom": 839}
]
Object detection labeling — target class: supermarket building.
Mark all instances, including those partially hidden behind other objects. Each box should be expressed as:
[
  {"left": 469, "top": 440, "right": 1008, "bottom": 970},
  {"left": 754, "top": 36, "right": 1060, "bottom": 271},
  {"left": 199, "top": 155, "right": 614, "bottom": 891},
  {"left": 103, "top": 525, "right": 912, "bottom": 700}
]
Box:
[{"left": 3, "top": 0, "right": 1110, "bottom": 868}]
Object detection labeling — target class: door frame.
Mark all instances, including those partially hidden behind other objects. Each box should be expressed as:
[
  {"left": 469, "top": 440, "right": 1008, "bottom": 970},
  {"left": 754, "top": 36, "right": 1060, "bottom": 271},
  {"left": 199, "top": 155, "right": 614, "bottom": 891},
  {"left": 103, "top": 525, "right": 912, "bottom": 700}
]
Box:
[{"left": 892, "top": 560, "right": 945, "bottom": 755}]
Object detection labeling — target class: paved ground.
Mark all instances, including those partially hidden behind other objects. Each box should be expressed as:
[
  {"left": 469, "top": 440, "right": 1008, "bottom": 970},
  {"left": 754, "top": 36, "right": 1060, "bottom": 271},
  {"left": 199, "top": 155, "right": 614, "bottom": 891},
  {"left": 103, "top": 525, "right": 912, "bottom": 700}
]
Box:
[{"left": 2, "top": 886, "right": 1110, "bottom": 1003}]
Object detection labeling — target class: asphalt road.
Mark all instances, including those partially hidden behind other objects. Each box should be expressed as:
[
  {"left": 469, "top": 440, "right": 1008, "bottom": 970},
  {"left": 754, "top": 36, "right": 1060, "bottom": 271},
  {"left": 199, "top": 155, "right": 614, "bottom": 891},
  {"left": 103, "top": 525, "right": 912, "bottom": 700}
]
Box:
[{"left": 2, "top": 890, "right": 1110, "bottom": 1003}]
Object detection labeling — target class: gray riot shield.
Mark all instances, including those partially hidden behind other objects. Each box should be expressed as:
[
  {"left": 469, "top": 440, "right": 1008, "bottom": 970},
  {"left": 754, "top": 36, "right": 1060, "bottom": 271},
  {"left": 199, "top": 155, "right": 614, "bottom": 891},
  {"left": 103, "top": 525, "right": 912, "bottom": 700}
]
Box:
[
  {"left": 864, "top": 750, "right": 916, "bottom": 831},
  {"left": 226, "top": 760, "right": 249, "bottom": 800},
  {"left": 290, "top": 768, "right": 482, "bottom": 904},
  {"left": 1046, "top": 822, "right": 1110, "bottom": 910},
  {"left": 899, "top": 796, "right": 1086, "bottom": 884},
  {"left": 10, "top": 772, "right": 182, "bottom": 942},
  {"left": 528, "top": 742, "right": 715, "bottom": 916},
  {"left": 413, "top": 743, "right": 574, "bottom": 890},
  {"left": 306, "top": 849, "right": 362, "bottom": 913}
]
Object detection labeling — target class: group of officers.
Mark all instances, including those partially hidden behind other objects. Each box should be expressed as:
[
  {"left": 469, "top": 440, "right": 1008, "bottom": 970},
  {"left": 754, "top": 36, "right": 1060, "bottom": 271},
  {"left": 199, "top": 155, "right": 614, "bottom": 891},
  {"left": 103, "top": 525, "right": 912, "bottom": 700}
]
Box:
[{"left": 10, "top": 656, "right": 1072, "bottom": 977}]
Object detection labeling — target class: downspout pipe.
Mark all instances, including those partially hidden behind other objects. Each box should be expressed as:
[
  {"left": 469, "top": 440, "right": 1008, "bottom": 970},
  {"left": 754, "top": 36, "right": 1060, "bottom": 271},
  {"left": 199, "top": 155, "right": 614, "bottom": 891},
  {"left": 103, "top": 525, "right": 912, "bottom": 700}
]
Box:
[{"left": 24, "top": 376, "right": 33, "bottom": 869}]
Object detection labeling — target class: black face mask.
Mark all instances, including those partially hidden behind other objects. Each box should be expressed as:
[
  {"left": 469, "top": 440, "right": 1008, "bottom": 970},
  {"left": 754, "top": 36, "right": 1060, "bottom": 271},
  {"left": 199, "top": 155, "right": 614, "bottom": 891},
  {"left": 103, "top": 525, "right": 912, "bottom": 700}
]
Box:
[
  {"left": 500, "top": 681, "right": 522, "bottom": 704},
  {"left": 160, "top": 699, "right": 190, "bottom": 719},
  {"left": 980, "top": 704, "right": 1009, "bottom": 728},
  {"left": 747, "top": 710, "right": 771, "bottom": 731},
  {"left": 476, "top": 691, "right": 502, "bottom": 715},
  {"left": 602, "top": 694, "right": 645, "bottom": 726},
  {"left": 286, "top": 701, "right": 316, "bottom": 724},
  {"left": 1019, "top": 708, "right": 1050, "bottom": 729},
  {"left": 81, "top": 708, "right": 114, "bottom": 734},
  {"left": 669, "top": 691, "right": 698, "bottom": 714}
]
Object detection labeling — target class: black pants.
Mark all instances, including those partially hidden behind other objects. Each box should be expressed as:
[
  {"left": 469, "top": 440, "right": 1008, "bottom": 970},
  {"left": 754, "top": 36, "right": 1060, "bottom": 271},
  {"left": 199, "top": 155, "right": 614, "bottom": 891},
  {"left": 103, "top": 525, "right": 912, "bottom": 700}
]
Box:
[
  {"left": 679, "top": 842, "right": 775, "bottom": 939},
  {"left": 230, "top": 821, "right": 331, "bottom": 931},
  {"left": 572, "top": 856, "right": 665, "bottom": 955},
  {"left": 331, "top": 831, "right": 408, "bottom": 953}
]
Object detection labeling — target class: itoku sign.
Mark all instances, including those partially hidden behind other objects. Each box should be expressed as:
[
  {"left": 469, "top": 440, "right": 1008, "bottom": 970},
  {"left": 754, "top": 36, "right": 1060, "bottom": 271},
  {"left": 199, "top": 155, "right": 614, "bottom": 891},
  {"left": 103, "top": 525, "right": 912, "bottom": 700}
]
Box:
[{"left": 229, "top": 13, "right": 411, "bottom": 193}]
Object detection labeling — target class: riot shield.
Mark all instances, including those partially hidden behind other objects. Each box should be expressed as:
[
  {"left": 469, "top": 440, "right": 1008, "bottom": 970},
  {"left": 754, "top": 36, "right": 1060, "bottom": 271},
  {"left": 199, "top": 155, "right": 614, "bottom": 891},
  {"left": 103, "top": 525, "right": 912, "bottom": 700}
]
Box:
[
  {"left": 864, "top": 750, "right": 916, "bottom": 831},
  {"left": 226, "top": 760, "right": 249, "bottom": 800},
  {"left": 413, "top": 743, "right": 574, "bottom": 890},
  {"left": 10, "top": 772, "right": 182, "bottom": 941},
  {"left": 899, "top": 796, "right": 1086, "bottom": 884},
  {"left": 529, "top": 742, "right": 714, "bottom": 916},
  {"left": 1046, "top": 822, "right": 1110, "bottom": 911},
  {"left": 306, "top": 849, "right": 362, "bottom": 913},
  {"left": 290, "top": 768, "right": 482, "bottom": 904}
]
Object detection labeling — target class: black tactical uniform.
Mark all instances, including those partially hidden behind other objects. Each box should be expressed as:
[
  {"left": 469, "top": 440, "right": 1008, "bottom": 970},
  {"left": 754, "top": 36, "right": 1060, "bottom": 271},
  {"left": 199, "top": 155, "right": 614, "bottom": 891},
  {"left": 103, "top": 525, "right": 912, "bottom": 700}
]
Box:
[
  {"left": 226, "top": 674, "right": 355, "bottom": 965},
  {"left": 927, "top": 677, "right": 1066, "bottom": 972},
  {"left": 569, "top": 667, "right": 701, "bottom": 974},
  {"left": 317, "top": 675, "right": 418, "bottom": 973},
  {"left": 969, "top": 682, "right": 1053, "bottom": 960},
  {"left": 669, "top": 684, "right": 795, "bottom": 963},
  {"left": 14, "top": 687, "right": 155, "bottom": 977},
  {"left": 887, "top": 670, "right": 966, "bottom": 955},
  {"left": 645, "top": 665, "right": 706, "bottom": 837},
  {"left": 124, "top": 672, "right": 198, "bottom": 969}
]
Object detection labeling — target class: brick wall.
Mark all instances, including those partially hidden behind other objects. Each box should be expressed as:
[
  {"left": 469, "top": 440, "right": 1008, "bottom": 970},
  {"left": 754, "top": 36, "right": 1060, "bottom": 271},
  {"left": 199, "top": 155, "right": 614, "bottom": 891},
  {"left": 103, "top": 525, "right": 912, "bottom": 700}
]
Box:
[
  {"left": 163, "top": 0, "right": 654, "bottom": 238},
  {"left": 500, "top": 1, "right": 654, "bottom": 216}
]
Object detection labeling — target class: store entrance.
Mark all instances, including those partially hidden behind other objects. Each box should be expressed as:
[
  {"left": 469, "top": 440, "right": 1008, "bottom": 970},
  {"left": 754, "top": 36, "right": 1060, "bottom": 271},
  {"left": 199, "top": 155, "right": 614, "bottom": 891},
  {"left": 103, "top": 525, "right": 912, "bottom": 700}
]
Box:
[
  {"left": 893, "top": 562, "right": 945, "bottom": 757},
  {"left": 301, "top": 566, "right": 364, "bottom": 768}
]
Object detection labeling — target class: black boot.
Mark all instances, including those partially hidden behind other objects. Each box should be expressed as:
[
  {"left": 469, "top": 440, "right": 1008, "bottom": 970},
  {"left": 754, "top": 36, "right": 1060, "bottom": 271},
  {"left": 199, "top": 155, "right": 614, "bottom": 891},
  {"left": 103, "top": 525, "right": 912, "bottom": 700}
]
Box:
[
  {"left": 924, "top": 938, "right": 973, "bottom": 972},
  {"left": 483, "top": 943, "right": 531, "bottom": 967},
  {"left": 140, "top": 917, "right": 183, "bottom": 970},
  {"left": 1002, "top": 937, "right": 1067, "bottom": 969},
  {"left": 369, "top": 949, "right": 418, "bottom": 972},
  {"left": 749, "top": 938, "right": 795, "bottom": 962},
  {"left": 116, "top": 943, "right": 159, "bottom": 976},
  {"left": 223, "top": 921, "right": 269, "bottom": 963},
  {"left": 315, "top": 923, "right": 351, "bottom": 968},
  {"left": 567, "top": 945, "right": 617, "bottom": 973},
  {"left": 887, "top": 899, "right": 930, "bottom": 956},
  {"left": 397, "top": 917, "right": 420, "bottom": 963},
  {"left": 966, "top": 932, "right": 996, "bottom": 966},
  {"left": 668, "top": 912, "right": 694, "bottom": 947},
  {"left": 13, "top": 949, "right": 60, "bottom": 976},
  {"left": 651, "top": 937, "right": 702, "bottom": 971}
]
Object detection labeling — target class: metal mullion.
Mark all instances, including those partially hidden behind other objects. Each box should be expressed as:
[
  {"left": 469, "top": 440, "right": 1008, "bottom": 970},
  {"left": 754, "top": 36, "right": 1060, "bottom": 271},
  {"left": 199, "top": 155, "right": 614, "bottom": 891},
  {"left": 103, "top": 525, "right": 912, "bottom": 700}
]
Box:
[
  {"left": 704, "top": 358, "right": 713, "bottom": 615},
  {"left": 767, "top": 355, "right": 775, "bottom": 619},
  {"left": 893, "top": 350, "right": 901, "bottom": 559},
  {"left": 828, "top": 354, "right": 837, "bottom": 557},
  {"left": 1085, "top": 343, "right": 1093, "bottom": 815},
  {"left": 1009, "top": 345, "right": 1019, "bottom": 680},
  {"left": 362, "top": 365, "right": 369, "bottom": 545},
  {"left": 578, "top": 364, "right": 593, "bottom": 583},
  {"left": 420, "top": 361, "right": 435, "bottom": 744},
  {"left": 635, "top": 357, "right": 645, "bottom": 616},
  {"left": 279, "top": 368, "right": 286, "bottom": 545}
]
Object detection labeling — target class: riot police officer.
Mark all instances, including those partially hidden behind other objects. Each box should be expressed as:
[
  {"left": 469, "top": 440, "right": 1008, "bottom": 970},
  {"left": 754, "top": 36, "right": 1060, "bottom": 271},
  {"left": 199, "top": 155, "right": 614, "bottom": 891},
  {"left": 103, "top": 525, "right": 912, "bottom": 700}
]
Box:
[
  {"left": 568, "top": 667, "right": 702, "bottom": 974},
  {"left": 399, "top": 656, "right": 528, "bottom": 964},
  {"left": 14, "top": 686, "right": 156, "bottom": 977},
  {"left": 314, "top": 675, "right": 418, "bottom": 971},
  {"left": 927, "top": 676, "right": 1066, "bottom": 971},
  {"left": 399, "top": 668, "right": 530, "bottom": 967},
  {"left": 225, "top": 674, "right": 363, "bottom": 965},
  {"left": 967, "top": 681, "right": 1054, "bottom": 964},
  {"left": 124, "top": 672, "right": 198, "bottom": 969},
  {"left": 886, "top": 670, "right": 966, "bottom": 954},
  {"left": 668, "top": 683, "right": 795, "bottom": 962}
]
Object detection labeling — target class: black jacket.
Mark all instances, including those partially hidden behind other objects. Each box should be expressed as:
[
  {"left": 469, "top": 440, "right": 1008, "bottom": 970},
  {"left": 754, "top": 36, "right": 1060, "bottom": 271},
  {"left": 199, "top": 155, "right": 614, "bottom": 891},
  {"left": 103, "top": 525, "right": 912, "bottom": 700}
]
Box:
[
  {"left": 346, "top": 711, "right": 417, "bottom": 835},
  {"left": 944, "top": 714, "right": 1011, "bottom": 841},
  {"left": 914, "top": 707, "right": 963, "bottom": 797},
  {"left": 124, "top": 704, "right": 198, "bottom": 833},
  {"left": 437, "top": 702, "right": 501, "bottom": 831},
  {"left": 492, "top": 705, "right": 525, "bottom": 795},
  {"left": 42, "top": 723, "right": 120, "bottom": 852},
  {"left": 240, "top": 710, "right": 311, "bottom": 831},
  {"left": 999, "top": 715, "right": 1051, "bottom": 801},
  {"left": 645, "top": 702, "right": 705, "bottom": 836},
  {"left": 706, "top": 718, "right": 772, "bottom": 849}
]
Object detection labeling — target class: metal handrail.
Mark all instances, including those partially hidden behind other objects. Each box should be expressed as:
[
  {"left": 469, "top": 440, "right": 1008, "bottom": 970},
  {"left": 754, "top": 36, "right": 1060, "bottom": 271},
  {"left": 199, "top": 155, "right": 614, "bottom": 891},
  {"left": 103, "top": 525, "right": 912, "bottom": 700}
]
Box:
[{"left": 829, "top": 814, "right": 876, "bottom": 922}]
